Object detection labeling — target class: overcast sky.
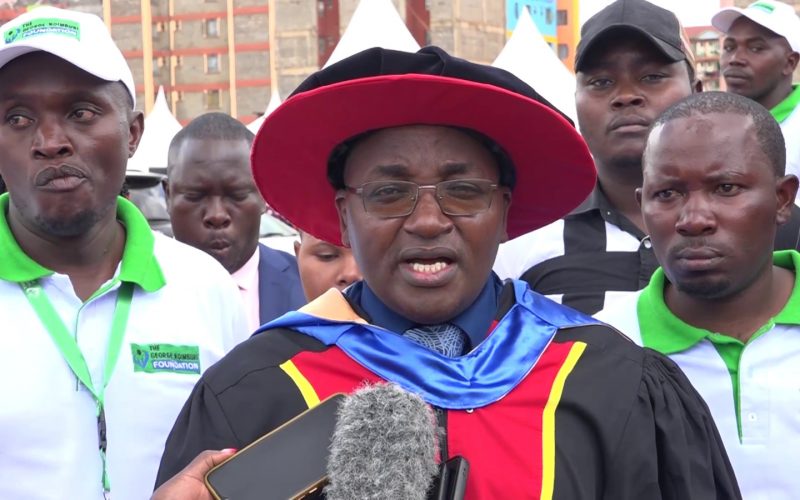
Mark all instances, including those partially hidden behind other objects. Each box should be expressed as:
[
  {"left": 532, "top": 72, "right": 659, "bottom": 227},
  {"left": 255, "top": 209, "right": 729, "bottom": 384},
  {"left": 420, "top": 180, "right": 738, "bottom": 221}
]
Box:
[{"left": 580, "top": 0, "right": 723, "bottom": 27}]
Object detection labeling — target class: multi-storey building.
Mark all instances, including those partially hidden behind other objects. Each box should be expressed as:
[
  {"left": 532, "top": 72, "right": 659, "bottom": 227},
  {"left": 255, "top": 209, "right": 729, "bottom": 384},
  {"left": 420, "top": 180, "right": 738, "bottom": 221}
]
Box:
[
  {"left": 686, "top": 25, "right": 724, "bottom": 91},
  {"left": 555, "top": 0, "right": 579, "bottom": 70},
  {"left": 507, "top": 1, "right": 557, "bottom": 46},
  {"left": 505, "top": 0, "right": 579, "bottom": 71},
  {"left": 0, "top": 0, "right": 280, "bottom": 123},
  {"left": 0, "top": 0, "right": 578, "bottom": 122}
]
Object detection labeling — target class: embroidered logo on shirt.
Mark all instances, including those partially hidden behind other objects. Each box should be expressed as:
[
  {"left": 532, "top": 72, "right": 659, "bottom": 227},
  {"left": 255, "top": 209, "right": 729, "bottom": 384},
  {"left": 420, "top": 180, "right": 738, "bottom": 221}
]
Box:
[
  {"left": 130, "top": 343, "right": 201, "bottom": 374},
  {"left": 4, "top": 18, "right": 81, "bottom": 44}
]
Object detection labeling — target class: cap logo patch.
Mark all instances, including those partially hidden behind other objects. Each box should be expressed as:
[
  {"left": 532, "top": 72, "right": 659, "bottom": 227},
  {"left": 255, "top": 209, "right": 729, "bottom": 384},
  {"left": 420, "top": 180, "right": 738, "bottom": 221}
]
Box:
[
  {"left": 4, "top": 18, "right": 80, "bottom": 44},
  {"left": 751, "top": 2, "right": 776, "bottom": 14}
]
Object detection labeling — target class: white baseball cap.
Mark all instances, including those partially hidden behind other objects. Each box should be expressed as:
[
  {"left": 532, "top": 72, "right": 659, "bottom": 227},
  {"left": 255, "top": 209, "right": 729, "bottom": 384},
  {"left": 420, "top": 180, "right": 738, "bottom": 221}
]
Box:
[
  {"left": 0, "top": 6, "right": 136, "bottom": 107},
  {"left": 712, "top": 0, "right": 800, "bottom": 53}
]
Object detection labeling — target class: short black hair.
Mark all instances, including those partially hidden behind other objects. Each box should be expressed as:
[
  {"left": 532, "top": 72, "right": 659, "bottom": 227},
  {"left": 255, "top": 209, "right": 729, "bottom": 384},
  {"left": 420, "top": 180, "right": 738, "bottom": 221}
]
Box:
[
  {"left": 326, "top": 127, "right": 517, "bottom": 190},
  {"left": 649, "top": 91, "right": 785, "bottom": 176},
  {"left": 167, "top": 112, "right": 254, "bottom": 176}
]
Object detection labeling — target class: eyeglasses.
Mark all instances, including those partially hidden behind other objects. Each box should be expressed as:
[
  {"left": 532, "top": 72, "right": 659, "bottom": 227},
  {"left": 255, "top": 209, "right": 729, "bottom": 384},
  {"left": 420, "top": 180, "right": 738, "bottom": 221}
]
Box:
[{"left": 344, "top": 178, "right": 503, "bottom": 218}]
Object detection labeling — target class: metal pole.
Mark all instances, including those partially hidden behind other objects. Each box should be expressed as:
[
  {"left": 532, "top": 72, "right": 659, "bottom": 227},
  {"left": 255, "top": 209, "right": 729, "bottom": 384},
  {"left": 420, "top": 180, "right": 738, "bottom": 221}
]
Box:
[
  {"left": 226, "top": 0, "right": 238, "bottom": 117},
  {"left": 140, "top": 0, "right": 155, "bottom": 114}
]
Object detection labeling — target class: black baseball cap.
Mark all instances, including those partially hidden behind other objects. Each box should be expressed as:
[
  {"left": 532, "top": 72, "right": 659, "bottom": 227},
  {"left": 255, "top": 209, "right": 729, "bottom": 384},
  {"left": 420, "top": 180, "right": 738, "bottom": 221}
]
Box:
[{"left": 575, "top": 0, "right": 695, "bottom": 72}]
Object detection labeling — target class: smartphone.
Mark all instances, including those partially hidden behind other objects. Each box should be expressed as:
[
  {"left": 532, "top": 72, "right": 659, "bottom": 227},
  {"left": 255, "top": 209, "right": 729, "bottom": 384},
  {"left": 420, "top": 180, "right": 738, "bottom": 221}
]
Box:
[
  {"left": 429, "top": 456, "right": 470, "bottom": 500},
  {"left": 205, "top": 393, "right": 345, "bottom": 500}
]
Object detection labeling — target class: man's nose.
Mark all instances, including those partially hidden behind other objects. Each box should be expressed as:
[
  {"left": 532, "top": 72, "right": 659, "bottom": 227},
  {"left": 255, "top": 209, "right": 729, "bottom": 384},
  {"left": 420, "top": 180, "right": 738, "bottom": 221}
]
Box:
[
  {"left": 726, "top": 46, "right": 747, "bottom": 67},
  {"left": 402, "top": 188, "right": 454, "bottom": 239},
  {"left": 32, "top": 117, "right": 73, "bottom": 159},
  {"left": 675, "top": 194, "right": 717, "bottom": 237},
  {"left": 610, "top": 89, "right": 645, "bottom": 109},
  {"left": 336, "top": 254, "right": 362, "bottom": 289},
  {"left": 203, "top": 197, "right": 232, "bottom": 228}
]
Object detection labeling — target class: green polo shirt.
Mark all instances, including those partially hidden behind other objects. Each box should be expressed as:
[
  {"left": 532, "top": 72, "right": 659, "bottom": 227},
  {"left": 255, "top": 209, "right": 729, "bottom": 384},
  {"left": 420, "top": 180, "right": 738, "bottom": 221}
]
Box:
[
  {"left": 771, "top": 85, "right": 800, "bottom": 123},
  {"left": 0, "top": 193, "right": 165, "bottom": 294},
  {"left": 637, "top": 250, "right": 800, "bottom": 436}
]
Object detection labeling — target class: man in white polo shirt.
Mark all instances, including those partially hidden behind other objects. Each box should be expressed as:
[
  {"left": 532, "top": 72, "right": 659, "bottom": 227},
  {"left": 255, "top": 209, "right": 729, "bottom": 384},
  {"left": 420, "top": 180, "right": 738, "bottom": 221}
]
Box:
[
  {"left": 713, "top": 0, "right": 800, "bottom": 182},
  {"left": 598, "top": 91, "right": 799, "bottom": 499},
  {"left": 0, "top": 7, "right": 247, "bottom": 500}
]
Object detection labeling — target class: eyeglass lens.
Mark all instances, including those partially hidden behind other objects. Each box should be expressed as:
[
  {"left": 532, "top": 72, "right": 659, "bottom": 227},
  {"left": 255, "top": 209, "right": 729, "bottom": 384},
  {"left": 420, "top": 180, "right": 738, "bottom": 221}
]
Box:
[{"left": 361, "top": 179, "right": 496, "bottom": 217}]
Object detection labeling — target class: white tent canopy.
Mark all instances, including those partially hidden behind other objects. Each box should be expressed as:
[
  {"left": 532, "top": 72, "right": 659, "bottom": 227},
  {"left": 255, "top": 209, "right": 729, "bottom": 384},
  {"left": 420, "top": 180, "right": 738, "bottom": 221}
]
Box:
[
  {"left": 492, "top": 8, "right": 577, "bottom": 123},
  {"left": 247, "top": 89, "right": 282, "bottom": 134},
  {"left": 324, "top": 0, "right": 420, "bottom": 68},
  {"left": 128, "top": 86, "right": 182, "bottom": 172}
]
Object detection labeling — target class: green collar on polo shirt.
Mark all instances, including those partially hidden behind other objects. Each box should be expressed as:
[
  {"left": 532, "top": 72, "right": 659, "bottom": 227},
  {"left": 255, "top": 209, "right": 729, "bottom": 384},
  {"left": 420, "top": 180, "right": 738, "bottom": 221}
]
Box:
[
  {"left": 638, "top": 250, "right": 800, "bottom": 355},
  {"left": 771, "top": 85, "right": 800, "bottom": 124},
  {"left": 638, "top": 250, "right": 800, "bottom": 440},
  {"left": 0, "top": 193, "right": 165, "bottom": 292}
]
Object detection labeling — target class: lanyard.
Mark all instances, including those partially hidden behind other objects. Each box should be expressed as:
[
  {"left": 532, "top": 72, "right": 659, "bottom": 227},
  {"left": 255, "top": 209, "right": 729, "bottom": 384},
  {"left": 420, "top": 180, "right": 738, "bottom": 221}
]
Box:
[{"left": 20, "top": 279, "right": 134, "bottom": 496}]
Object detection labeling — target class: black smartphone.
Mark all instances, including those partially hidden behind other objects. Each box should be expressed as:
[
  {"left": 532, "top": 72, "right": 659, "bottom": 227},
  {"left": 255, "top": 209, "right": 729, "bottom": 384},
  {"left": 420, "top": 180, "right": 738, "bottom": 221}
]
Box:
[
  {"left": 205, "top": 393, "right": 345, "bottom": 500},
  {"left": 429, "top": 456, "right": 470, "bottom": 500}
]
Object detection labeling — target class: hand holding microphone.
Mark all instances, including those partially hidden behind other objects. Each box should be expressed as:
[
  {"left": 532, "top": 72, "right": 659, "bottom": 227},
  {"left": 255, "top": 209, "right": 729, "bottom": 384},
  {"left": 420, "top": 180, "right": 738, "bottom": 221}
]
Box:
[{"left": 196, "top": 382, "right": 466, "bottom": 500}]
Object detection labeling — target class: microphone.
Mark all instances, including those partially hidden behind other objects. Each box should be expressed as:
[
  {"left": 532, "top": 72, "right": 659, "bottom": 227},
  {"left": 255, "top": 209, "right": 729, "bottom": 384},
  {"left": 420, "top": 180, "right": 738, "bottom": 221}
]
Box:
[{"left": 325, "top": 383, "right": 440, "bottom": 500}]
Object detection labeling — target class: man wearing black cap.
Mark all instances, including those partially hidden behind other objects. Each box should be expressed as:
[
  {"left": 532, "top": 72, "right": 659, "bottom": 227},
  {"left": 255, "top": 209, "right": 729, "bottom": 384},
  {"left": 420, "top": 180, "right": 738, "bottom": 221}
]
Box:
[
  {"left": 494, "top": 0, "right": 800, "bottom": 316},
  {"left": 155, "top": 46, "right": 739, "bottom": 499}
]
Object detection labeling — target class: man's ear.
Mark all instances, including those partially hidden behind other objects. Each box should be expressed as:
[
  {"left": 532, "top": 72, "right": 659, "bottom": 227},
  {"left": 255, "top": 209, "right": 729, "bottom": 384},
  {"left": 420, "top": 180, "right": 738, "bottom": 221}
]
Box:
[
  {"left": 784, "top": 51, "right": 799, "bottom": 76},
  {"left": 127, "top": 110, "right": 145, "bottom": 158},
  {"left": 635, "top": 187, "right": 643, "bottom": 208},
  {"left": 692, "top": 78, "right": 703, "bottom": 93},
  {"left": 776, "top": 174, "right": 799, "bottom": 226},
  {"left": 335, "top": 191, "right": 351, "bottom": 248},
  {"left": 163, "top": 179, "right": 172, "bottom": 213},
  {"left": 499, "top": 190, "right": 512, "bottom": 243},
  {"left": 258, "top": 192, "right": 268, "bottom": 215}
]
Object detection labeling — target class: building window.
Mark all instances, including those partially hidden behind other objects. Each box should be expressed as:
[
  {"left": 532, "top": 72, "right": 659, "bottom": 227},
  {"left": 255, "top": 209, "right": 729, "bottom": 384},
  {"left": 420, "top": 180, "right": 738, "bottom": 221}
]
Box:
[
  {"left": 557, "top": 9, "right": 568, "bottom": 25},
  {"left": 205, "top": 18, "right": 219, "bottom": 38},
  {"left": 174, "top": 55, "right": 183, "bottom": 67},
  {"left": 545, "top": 8, "right": 553, "bottom": 24},
  {"left": 206, "top": 54, "right": 220, "bottom": 74},
  {"left": 695, "top": 42, "right": 706, "bottom": 57},
  {"left": 558, "top": 43, "right": 569, "bottom": 60},
  {"left": 205, "top": 89, "right": 221, "bottom": 109},
  {"left": 153, "top": 56, "right": 166, "bottom": 76}
]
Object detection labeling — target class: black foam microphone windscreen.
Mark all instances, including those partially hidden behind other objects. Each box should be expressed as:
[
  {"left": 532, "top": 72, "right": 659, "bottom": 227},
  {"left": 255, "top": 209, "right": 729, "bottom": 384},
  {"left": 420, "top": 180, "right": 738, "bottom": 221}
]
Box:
[{"left": 325, "top": 383, "right": 440, "bottom": 500}]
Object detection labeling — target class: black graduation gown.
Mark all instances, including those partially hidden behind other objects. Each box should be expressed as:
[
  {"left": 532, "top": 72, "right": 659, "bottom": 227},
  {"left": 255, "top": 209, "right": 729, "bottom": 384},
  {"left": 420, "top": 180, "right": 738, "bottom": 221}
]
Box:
[{"left": 156, "top": 282, "right": 741, "bottom": 499}]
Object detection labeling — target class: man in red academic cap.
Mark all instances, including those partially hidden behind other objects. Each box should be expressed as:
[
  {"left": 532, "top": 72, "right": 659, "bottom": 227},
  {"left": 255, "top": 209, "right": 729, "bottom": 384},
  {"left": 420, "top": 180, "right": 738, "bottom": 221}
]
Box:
[{"left": 154, "top": 46, "right": 740, "bottom": 499}]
